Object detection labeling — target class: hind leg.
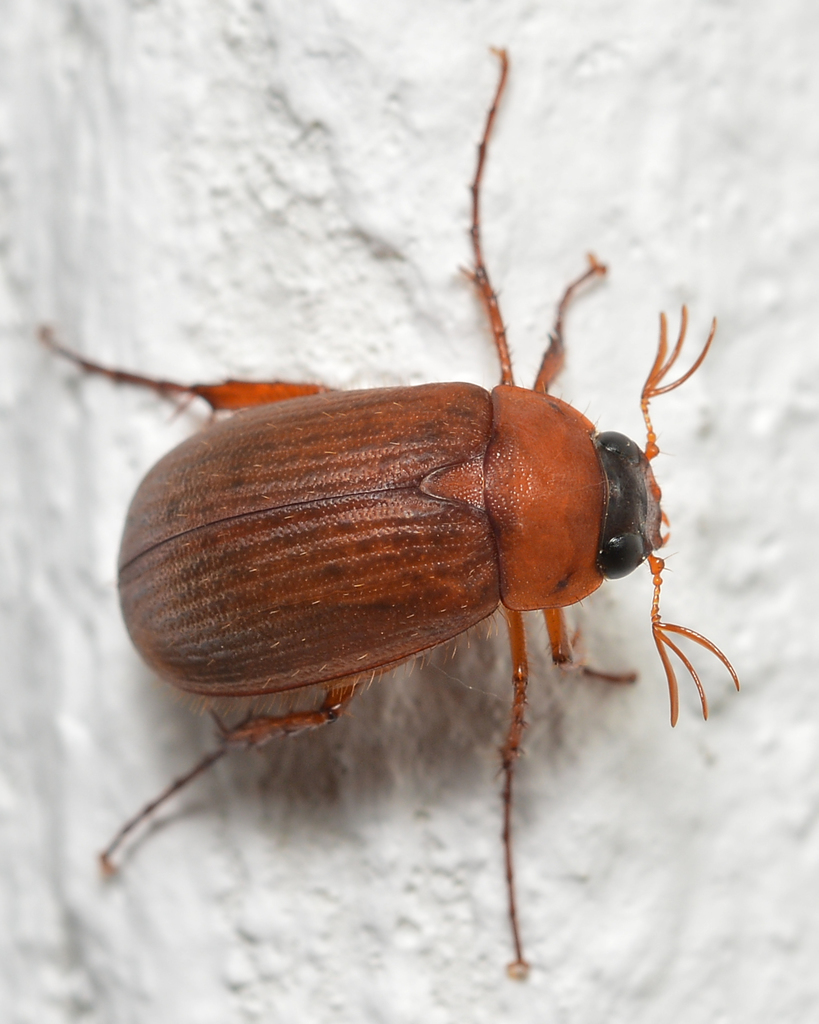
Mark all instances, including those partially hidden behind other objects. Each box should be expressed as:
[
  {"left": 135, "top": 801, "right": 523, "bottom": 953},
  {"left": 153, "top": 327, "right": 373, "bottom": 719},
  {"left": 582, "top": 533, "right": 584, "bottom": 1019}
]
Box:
[
  {"left": 40, "top": 326, "right": 329, "bottom": 411},
  {"left": 99, "top": 681, "right": 358, "bottom": 874}
]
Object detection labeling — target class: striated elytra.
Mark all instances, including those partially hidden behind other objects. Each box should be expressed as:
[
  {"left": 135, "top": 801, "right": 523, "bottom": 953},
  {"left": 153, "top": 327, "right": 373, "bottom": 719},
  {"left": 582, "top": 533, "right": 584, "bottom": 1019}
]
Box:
[{"left": 118, "top": 382, "right": 647, "bottom": 697}]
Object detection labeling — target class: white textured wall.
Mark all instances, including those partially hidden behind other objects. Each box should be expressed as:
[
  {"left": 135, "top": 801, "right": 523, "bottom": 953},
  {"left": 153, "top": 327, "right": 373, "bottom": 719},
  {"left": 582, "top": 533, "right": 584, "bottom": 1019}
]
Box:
[{"left": 2, "top": 2, "right": 817, "bottom": 1021}]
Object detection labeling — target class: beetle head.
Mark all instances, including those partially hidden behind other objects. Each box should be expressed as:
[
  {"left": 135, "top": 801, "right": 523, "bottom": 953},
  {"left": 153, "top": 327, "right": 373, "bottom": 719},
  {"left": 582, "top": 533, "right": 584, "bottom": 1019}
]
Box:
[{"left": 594, "top": 430, "right": 662, "bottom": 581}]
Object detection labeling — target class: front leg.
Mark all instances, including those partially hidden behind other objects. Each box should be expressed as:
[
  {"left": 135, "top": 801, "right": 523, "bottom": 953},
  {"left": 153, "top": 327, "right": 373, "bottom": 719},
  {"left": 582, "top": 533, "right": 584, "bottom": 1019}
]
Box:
[
  {"left": 533, "top": 254, "right": 607, "bottom": 394},
  {"left": 543, "top": 608, "right": 636, "bottom": 684}
]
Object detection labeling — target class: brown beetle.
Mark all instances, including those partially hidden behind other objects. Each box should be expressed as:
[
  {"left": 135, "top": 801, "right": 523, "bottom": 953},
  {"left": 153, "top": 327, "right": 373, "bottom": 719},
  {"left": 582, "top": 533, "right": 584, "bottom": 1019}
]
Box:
[{"left": 43, "top": 50, "right": 738, "bottom": 978}]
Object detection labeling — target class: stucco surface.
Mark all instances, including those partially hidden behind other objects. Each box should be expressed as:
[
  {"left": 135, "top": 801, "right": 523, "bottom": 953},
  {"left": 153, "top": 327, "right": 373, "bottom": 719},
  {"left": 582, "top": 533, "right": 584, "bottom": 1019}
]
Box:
[{"left": 2, "top": 2, "right": 817, "bottom": 1021}]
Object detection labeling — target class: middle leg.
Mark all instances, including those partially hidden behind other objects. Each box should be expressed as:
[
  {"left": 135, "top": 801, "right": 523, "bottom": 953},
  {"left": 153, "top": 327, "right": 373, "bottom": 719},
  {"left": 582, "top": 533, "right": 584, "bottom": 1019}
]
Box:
[{"left": 501, "top": 608, "right": 531, "bottom": 979}]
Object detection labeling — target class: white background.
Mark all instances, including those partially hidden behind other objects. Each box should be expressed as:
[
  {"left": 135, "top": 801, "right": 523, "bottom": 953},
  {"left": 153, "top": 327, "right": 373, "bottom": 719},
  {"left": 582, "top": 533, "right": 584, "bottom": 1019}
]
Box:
[{"left": 2, "top": 1, "right": 817, "bottom": 1021}]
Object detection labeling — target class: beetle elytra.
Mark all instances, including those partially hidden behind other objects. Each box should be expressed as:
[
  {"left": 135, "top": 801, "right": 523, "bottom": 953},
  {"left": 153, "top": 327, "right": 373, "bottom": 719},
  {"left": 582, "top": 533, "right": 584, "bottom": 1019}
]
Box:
[{"left": 43, "top": 49, "right": 738, "bottom": 978}]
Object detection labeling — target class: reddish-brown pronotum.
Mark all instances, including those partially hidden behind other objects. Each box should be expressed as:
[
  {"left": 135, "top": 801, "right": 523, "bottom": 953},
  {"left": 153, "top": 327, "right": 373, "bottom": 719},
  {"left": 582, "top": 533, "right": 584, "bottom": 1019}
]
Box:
[{"left": 43, "top": 49, "right": 738, "bottom": 978}]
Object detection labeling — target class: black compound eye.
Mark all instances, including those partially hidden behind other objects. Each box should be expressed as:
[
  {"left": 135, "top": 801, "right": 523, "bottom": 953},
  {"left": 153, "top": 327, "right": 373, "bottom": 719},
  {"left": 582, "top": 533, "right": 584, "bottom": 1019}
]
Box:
[
  {"left": 594, "top": 429, "right": 658, "bottom": 580},
  {"left": 598, "top": 533, "right": 646, "bottom": 579},
  {"left": 597, "top": 431, "right": 643, "bottom": 466}
]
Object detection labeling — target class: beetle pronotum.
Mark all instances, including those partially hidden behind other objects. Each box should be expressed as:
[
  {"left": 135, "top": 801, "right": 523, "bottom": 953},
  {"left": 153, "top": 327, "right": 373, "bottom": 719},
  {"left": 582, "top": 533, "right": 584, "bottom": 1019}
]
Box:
[{"left": 43, "top": 49, "right": 738, "bottom": 978}]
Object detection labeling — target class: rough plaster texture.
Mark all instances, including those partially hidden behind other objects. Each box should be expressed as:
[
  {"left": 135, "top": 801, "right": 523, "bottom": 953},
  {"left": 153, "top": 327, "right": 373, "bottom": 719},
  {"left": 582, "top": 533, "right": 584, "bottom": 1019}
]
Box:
[{"left": 2, "top": 1, "right": 818, "bottom": 1021}]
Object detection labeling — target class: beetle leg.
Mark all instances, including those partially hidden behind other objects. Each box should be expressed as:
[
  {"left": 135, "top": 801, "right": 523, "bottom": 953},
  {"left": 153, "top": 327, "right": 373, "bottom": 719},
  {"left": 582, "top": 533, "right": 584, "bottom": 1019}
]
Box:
[
  {"left": 40, "top": 326, "right": 329, "bottom": 412},
  {"left": 99, "top": 683, "right": 357, "bottom": 875},
  {"left": 214, "top": 682, "right": 358, "bottom": 747},
  {"left": 468, "top": 49, "right": 515, "bottom": 387},
  {"left": 187, "top": 379, "right": 330, "bottom": 411},
  {"left": 501, "top": 609, "right": 530, "bottom": 979},
  {"left": 544, "top": 606, "right": 573, "bottom": 665},
  {"left": 543, "top": 608, "right": 636, "bottom": 683},
  {"left": 99, "top": 746, "right": 227, "bottom": 876},
  {"left": 533, "top": 254, "right": 608, "bottom": 394}
]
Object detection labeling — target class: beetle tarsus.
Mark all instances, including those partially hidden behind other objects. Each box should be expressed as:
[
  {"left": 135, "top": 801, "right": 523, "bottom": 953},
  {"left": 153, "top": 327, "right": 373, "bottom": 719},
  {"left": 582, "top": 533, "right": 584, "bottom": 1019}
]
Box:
[
  {"left": 99, "top": 745, "right": 227, "bottom": 875},
  {"left": 502, "top": 609, "right": 530, "bottom": 975},
  {"left": 470, "top": 48, "right": 514, "bottom": 387},
  {"left": 99, "top": 851, "right": 117, "bottom": 878},
  {"left": 507, "top": 958, "right": 530, "bottom": 982},
  {"left": 41, "top": 325, "right": 195, "bottom": 404}
]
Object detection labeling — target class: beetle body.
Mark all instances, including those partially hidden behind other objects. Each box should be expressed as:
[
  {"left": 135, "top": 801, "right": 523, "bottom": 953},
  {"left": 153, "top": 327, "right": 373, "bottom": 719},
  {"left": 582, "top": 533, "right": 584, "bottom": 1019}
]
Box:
[
  {"left": 119, "top": 381, "right": 633, "bottom": 697},
  {"left": 43, "top": 50, "right": 737, "bottom": 977}
]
